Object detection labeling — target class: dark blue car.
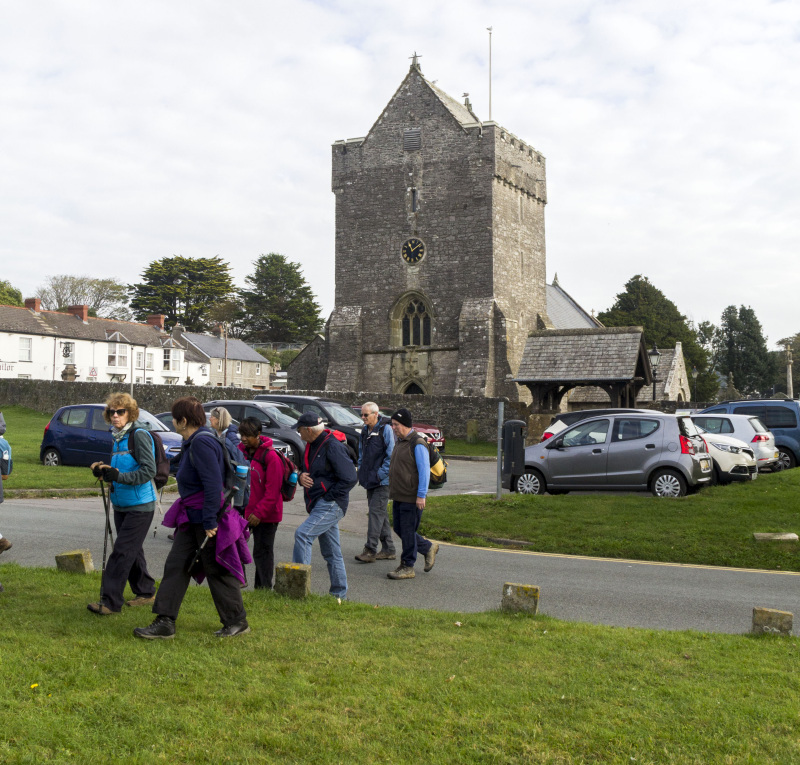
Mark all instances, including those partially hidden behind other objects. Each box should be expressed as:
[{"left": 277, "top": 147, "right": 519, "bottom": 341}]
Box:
[{"left": 40, "top": 404, "right": 183, "bottom": 467}]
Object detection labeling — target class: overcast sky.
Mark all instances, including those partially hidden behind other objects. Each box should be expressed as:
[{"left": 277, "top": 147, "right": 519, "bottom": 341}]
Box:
[{"left": 1, "top": 1, "right": 798, "bottom": 349}]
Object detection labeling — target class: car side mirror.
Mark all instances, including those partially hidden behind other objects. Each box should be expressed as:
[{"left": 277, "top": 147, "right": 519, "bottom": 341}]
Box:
[{"left": 545, "top": 438, "right": 563, "bottom": 450}]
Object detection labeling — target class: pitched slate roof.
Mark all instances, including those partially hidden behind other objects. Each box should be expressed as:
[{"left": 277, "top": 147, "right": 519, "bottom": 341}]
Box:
[
  {"left": 0, "top": 304, "right": 170, "bottom": 346},
  {"left": 546, "top": 279, "right": 604, "bottom": 329},
  {"left": 515, "top": 327, "right": 647, "bottom": 383},
  {"left": 180, "top": 332, "right": 266, "bottom": 363}
]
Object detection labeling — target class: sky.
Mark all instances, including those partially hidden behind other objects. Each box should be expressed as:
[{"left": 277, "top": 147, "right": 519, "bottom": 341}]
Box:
[{"left": 1, "top": 0, "right": 799, "bottom": 349}]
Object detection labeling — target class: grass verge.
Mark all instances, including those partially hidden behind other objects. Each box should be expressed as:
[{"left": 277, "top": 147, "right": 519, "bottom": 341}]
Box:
[
  {"left": 445, "top": 437, "right": 498, "bottom": 457},
  {"left": 0, "top": 565, "right": 798, "bottom": 764},
  {"left": 423, "top": 468, "right": 800, "bottom": 571}
]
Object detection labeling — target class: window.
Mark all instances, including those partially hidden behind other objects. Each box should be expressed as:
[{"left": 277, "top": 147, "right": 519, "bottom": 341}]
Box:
[
  {"left": 693, "top": 417, "right": 733, "bottom": 435},
  {"left": 235, "top": 360, "right": 242, "bottom": 374},
  {"left": 401, "top": 298, "right": 431, "bottom": 346},
  {"left": 108, "top": 343, "right": 128, "bottom": 367},
  {"left": 411, "top": 188, "right": 419, "bottom": 212},
  {"left": 256, "top": 363, "right": 261, "bottom": 376},
  {"left": 91, "top": 409, "right": 109, "bottom": 431},
  {"left": 613, "top": 418, "right": 660, "bottom": 442},
  {"left": 766, "top": 406, "right": 797, "bottom": 429},
  {"left": 61, "top": 407, "right": 89, "bottom": 428},
  {"left": 403, "top": 128, "right": 421, "bottom": 151},
  {"left": 136, "top": 351, "right": 144, "bottom": 369},
  {"left": 562, "top": 419, "right": 610, "bottom": 447},
  {"left": 17, "top": 374, "right": 31, "bottom": 379},
  {"left": 163, "top": 349, "right": 181, "bottom": 371},
  {"left": 19, "top": 337, "right": 32, "bottom": 362},
  {"left": 146, "top": 353, "right": 154, "bottom": 370},
  {"left": 217, "top": 360, "right": 223, "bottom": 372}
]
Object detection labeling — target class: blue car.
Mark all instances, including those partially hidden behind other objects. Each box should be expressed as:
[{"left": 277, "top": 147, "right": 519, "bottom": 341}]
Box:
[{"left": 40, "top": 404, "right": 183, "bottom": 467}]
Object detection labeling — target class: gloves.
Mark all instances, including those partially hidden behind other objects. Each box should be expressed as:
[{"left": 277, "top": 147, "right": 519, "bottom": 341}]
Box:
[
  {"left": 91, "top": 464, "right": 104, "bottom": 479},
  {"left": 101, "top": 466, "right": 120, "bottom": 482}
]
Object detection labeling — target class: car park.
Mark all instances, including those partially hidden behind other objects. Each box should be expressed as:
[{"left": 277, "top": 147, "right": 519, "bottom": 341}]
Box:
[
  {"left": 350, "top": 405, "right": 445, "bottom": 450},
  {"left": 540, "top": 408, "right": 663, "bottom": 442},
  {"left": 693, "top": 427, "right": 758, "bottom": 484},
  {"left": 201, "top": 400, "right": 305, "bottom": 466},
  {"left": 40, "top": 404, "right": 183, "bottom": 467},
  {"left": 504, "top": 412, "right": 712, "bottom": 497},
  {"left": 690, "top": 413, "right": 778, "bottom": 472},
  {"left": 253, "top": 394, "right": 363, "bottom": 457}
]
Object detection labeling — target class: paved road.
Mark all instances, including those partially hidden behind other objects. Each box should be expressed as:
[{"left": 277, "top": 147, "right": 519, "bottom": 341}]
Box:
[{"left": 2, "top": 459, "right": 798, "bottom": 635}]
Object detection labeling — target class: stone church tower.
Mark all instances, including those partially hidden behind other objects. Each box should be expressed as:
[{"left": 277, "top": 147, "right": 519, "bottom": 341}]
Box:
[{"left": 323, "top": 58, "right": 548, "bottom": 399}]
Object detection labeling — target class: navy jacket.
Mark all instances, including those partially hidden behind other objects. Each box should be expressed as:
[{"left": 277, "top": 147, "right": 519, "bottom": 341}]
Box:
[
  {"left": 302, "top": 430, "right": 357, "bottom": 514},
  {"left": 358, "top": 417, "right": 394, "bottom": 489},
  {"left": 176, "top": 428, "right": 226, "bottom": 530}
]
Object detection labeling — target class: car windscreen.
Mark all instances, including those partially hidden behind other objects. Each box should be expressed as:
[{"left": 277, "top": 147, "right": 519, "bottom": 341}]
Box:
[
  {"left": 135, "top": 410, "right": 170, "bottom": 432},
  {"left": 325, "top": 403, "right": 364, "bottom": 427},
  {"left": 272, "top": 403, "right": 303, "bottom": 421},
  {"left": 260, "top": 405, "right": 299, "bottom": 428}
]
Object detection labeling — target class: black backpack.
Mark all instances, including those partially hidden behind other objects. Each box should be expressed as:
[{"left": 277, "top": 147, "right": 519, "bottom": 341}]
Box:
[
  {"left": 128, "top": 426, "right": 171, "bottom": 490},
  {"left": 187, "top": 431, "right": 245, "bottom": 508}
]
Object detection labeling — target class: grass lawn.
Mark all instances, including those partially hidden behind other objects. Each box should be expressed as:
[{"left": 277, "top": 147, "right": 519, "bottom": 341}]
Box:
[
  {"left": 423, "top": 468, "right": 800, "bottom": 571},
  {"left": 445, "top": 437, "right": 498, "bottom": 457},
  {"left": 0, "top": 565, "right": 798, "bottom": 764}
]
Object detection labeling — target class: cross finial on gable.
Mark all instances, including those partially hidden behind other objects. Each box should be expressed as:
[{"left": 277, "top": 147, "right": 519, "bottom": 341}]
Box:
[{"left": 409, "top": 51, "right": 422, "bottom": 71}]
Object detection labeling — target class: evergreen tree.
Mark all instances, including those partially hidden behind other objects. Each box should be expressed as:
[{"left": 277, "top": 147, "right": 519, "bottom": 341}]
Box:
[
  {"left": 0, "top": 279, "right": 23, "bottom": 306},
  {"left": 598, "top": 275, "right": 718, "bottom": 401},
  {"left": 240, "top": 254, "right": 323, "bottom": 343},
  {"left": 714, "top": 305, "right": 777, "bottom": 396},
  {"left": 129, "top": 256, "right": 234, "bottom": 332}
]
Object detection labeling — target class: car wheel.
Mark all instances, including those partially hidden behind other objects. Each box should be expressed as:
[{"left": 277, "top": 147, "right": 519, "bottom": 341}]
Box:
[
  {"left": 42, "top": 447, "right": 62, "bottom": 466},
  {"left": 650, "top": 469, "right": 687, "bottom": 498},
  {"left": 776, "top": 447, "right": 796, "bottom": 471},
  {"left": 514, "top": 469, "right": 546, "bottom": 495}
]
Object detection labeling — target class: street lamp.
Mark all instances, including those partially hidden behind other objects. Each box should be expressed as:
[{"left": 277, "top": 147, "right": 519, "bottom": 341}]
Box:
[
  {"left": 648, "top": 344, "right": 661, "bottom": 402},
  {"left": 691, "top": 366, "right": 699, "bottom": 405}
]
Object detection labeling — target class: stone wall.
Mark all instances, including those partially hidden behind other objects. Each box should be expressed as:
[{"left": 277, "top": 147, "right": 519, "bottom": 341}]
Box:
[{"left": 0, "top": 378, "right": 261, "bottom": 417}]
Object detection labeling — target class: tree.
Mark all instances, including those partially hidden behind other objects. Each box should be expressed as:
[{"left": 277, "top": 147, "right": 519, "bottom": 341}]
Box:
[
  {"left": 598, "top": 275, "right": 718, "bottom": 401},
  {"left": 240, "top": 254, "right": 323, "bottom": 343},
  {"left": 35, "top": 275, "right": 132, "bottom": 319},
  {"left": 129, "top": 256, "right": 235, "bottom": 332},
  {"left": 0, "top": 279, "right": 23, "bottom": 306},
  {"left": 713, "top": 305, "right": 777, "bottom": 396}
]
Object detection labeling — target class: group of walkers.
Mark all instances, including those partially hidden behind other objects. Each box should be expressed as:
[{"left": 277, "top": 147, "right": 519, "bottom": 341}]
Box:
[{"left": 35, "top": 393, "right": 439, "bottom": 640}]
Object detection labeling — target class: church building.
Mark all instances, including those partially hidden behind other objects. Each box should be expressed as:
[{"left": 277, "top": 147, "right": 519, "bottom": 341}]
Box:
[{"left": 314, "top": 57, "right": 549, "bottom": 400}]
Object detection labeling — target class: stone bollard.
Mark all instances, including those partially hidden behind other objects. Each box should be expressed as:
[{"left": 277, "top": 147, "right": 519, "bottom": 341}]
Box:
[
  {"left": 466, "top": 419, "right": 479, "bottom": 444},
  {"left": 752, "top": 607, "right": 793, "bottom": 635},
  {"left": 752, "top": 532, "right": 799, "bottom": 542},
  {"left": 501, "top": 582, "right": 539, "bottom": 614},
  {"left": 274, "top": 562, "right": 311, "bottom": 599},
  {"left": 55, "top": 550, "right": 94, "bottom": 573}
]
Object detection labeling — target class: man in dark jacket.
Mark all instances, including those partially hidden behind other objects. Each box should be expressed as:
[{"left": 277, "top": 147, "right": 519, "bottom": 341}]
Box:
[
  {"left": 292, "top": 412, "right": 357, "bottom": 598},
  {"left": 355, "top": 402, "right": 396, "bottom": 563}
]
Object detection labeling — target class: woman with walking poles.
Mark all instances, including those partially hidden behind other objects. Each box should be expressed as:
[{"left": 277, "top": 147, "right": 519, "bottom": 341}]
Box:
[
  {"left": 134, "top": 396, "right": 251, "bottom": 640},
  {"left": 87, "top": 393, "right": 157, "bottom": 615}
]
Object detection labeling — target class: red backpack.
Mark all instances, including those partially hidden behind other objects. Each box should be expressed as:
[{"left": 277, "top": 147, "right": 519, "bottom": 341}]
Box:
[{"left": 256, "top": 447, "right": 297, "bottom": 502}]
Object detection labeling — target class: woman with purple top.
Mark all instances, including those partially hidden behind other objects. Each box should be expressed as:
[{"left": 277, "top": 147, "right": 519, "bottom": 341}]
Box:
[{"left": 134, "top": 397, "right": 251, "bottom": 640}]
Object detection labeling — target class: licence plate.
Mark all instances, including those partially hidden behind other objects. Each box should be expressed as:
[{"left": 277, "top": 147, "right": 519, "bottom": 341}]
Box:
[
  {"left": 431, "top": 440, "right": 443, "bottom": 448},
  {"left": 774, "top": 451, "right": 779, "bottom": 459},
  {"left": 751, "top": 472, "right": 758, "bottom": 480},
  {"left": 700, "top": 458, "right": 711, "bottom": 471}
]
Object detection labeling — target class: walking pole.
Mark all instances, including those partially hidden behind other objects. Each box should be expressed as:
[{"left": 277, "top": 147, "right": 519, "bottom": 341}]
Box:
[{"left": 99, "top": 479, "right": 114, "bottom": 601}]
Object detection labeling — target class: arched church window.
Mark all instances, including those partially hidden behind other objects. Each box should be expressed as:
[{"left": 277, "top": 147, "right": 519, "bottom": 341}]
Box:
[{"left": 401, "top": 298, "right": 431, "bottom": 346}]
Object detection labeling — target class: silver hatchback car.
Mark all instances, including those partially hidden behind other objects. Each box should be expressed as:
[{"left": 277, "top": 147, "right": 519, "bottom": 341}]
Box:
[{"left": 506, "top": 413, "right": 712, "bottom": 497}]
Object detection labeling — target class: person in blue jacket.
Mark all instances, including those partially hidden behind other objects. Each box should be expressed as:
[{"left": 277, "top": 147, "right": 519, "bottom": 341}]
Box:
[
  {"left": 292, "top": 412, "right": 357, "bottom": 598},
  {"left": 88, "top": 393, "right": 157, "bottom": 614},
  {"left": 0, "top": 419, "right": 12, "bottom": 592}
]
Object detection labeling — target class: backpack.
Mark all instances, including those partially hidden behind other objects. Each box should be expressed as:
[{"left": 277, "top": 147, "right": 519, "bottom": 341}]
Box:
[
  {"left": 221, "top": 437, "right": 251, "bottom": 508},
  {"left": 415, "top": 434, "right": 447, "bottom": 489},
  {"left": 187, "top": 431, "right": 245, "bottom": 510},
  {"left": 128, "top": 427, "right": 170, "bottom": 490},
  {"left": 330, "top": 428, "right": 358, "bottom": 465},
  {"left": 0, "top": 436, "right": 11, "bottom": 476},
  {"left": 255, "top": 447, "right": 297, "bottom": 502}
]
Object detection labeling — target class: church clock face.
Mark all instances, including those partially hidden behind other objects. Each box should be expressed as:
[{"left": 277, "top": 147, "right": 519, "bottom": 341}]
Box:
[{"left": 401, "top": 237, "right": 426, "bottom": 264}]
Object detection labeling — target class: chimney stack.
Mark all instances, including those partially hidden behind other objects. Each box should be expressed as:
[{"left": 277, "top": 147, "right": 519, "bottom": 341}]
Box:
[
  {"left": 25, "top": 298, "right": 41, "bottom": 312},
  {"left": 67, "top": 305, "right": 89, "bottom": 322},
  {"left": 146, "top": 314, "right": 166, "bottom": 330}
]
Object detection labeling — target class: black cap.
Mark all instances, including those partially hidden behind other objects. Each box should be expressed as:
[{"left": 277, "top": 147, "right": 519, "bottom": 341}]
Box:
[
  {"left": 292, "top": 412, "right": 324, "bottom": 429},
  {"left": 390, "top": 408, "right": 412, "bottom": 428}
]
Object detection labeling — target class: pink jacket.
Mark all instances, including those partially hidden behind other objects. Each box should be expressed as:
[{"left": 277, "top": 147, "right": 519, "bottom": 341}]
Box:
[{"left": 239, "top": 436, "right": 284, "bottom": 523}]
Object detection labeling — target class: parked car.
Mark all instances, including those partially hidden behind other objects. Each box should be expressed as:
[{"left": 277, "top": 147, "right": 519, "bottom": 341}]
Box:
[
  {"left": 540, "top": 408, "right": 663, "bottom": 442},
  {"left": 693, "top": 427, "right": 758, "bottom": 484},
  {"left": 253, "top": 394, "right": 363, "bottom": 457},
  {"left": 350, "top": 405, "right": 445, "bottom": 450},
  {"left": 690, "top": 413, "right": 778, "bottom": 472},
  {"left": 154, "top": 410, "right": 293, "bottom": 461},
  {"left": 699, "top": 400, "right": 800, "bottom": 470},
  {"left": 201, "top": 400, "right": 305, "bottom": 467},
  {"left": 40, "top": 404, "right": 183, "bottom": 467},
  {"left": 504, "top": 412, "right": 712, "bottom": 497}
]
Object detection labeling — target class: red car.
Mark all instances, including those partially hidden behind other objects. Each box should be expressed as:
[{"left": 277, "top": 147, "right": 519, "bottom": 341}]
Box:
[{"left": 351, "top": 406, "right": 445, "bottom": 451}]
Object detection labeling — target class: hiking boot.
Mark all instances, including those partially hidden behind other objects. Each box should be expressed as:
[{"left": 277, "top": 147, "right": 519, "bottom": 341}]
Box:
[
  {"left": 133, "top": 615, "right": 176, "bottom": 640},
  {"left": 424, "top": 543, "right": 440, "bottom": 573},
  {"left": 354, "top": 547, "right": 376, "bottom": 563},
  {"left": 87, "top": 602, "right": 117, "bottom": 615},
  {"left": 0, "top": 537, "right": 12, "bottom": 554},
  {"left": 126, "top": 595, "right": 156, "bottom": 607},
  {"left": 374, "top": 549, "right": 396, "bottom": 560},
  {"left": 387, "top": 565, "right": 415, "bottom": 580},
  {"left": 214, "top": 620, "right": 251, "bottom": 638}
]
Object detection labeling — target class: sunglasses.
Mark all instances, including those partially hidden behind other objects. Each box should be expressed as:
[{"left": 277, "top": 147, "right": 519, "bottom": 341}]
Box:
[{"left": 106, "top": 408, "right": 127, "bottom": 416}]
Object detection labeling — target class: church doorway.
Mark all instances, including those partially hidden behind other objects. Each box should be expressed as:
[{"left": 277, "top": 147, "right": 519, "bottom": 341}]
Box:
[{"left": 404, "top": 382, "right": 425, "bottom": 395}]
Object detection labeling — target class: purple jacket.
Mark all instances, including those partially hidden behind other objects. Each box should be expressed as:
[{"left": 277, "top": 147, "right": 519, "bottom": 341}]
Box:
[{"left": 163, "top": 491, "right": 252, "bottom": 585}]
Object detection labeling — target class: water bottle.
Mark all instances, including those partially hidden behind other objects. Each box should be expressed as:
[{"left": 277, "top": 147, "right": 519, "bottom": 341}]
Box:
[
  {"left": 235, "top": 464, "right": 249, "bottom": 485},
  {"left": 288, "top": 471, "right": 298, "bottom": 486}
]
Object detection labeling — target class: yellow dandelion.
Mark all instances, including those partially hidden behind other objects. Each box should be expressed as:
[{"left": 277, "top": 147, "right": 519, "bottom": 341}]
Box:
[{"left": 30, "top": 683, "right": 39, "bottom": 689}]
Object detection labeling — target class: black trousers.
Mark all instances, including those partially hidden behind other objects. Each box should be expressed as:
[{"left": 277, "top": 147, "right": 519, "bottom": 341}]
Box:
[
  {"left": 101, "top": 509, "right": 156, "bottom": 611},
  {"left": 153, "top": 524, "right": 246, "bottom": 627},
  {"left": 251, "top": 522, "right": 279, "bottom": 589}
]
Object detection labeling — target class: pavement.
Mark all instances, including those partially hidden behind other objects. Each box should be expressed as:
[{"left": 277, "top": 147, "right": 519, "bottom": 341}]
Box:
[{"left": 1, "top": 459, "right": 798, "bottom": 635}]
